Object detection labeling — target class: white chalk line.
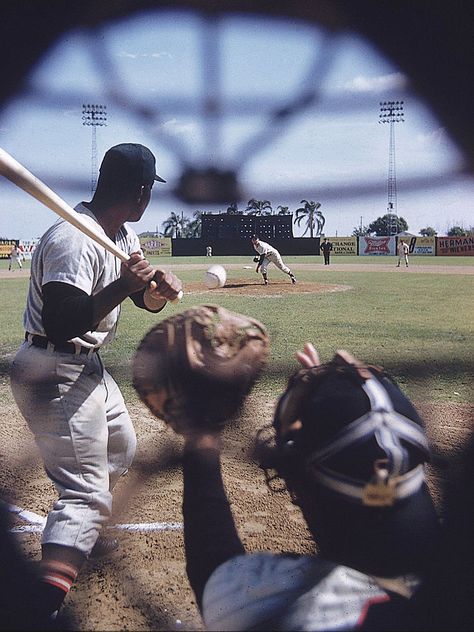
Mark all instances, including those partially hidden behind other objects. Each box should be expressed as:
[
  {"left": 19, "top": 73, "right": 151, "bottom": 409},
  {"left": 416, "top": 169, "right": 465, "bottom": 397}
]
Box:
[{"left": 1, "top": 500, "right": 183, "bottom": 534}]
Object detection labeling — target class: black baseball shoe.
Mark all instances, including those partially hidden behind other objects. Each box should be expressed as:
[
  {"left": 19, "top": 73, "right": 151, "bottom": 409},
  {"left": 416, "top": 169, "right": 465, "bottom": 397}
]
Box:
[
  {"left": 90, "top": 535, "right": 119, "bottom": 559},
  {"left": 290, "top": 275, "right": 296, "bottom": 284}
]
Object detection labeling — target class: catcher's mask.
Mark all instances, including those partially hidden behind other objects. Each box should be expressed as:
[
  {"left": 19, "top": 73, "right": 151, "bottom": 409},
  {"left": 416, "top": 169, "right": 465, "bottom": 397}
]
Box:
[
  {"left": 260, "top": 350, "right": 433, "bottom": 508},
  {"left": 256, "top": 350, "right": 441, "bottom": 574}
]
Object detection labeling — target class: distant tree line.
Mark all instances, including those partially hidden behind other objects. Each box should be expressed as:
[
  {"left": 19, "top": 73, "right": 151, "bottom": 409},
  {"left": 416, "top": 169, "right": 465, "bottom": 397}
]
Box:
[
  {"left": 352, "top": 214, "right": 473, "bottom": 238},
  {"left": 142, "top": 203, "right": 472, "bottom": 239}
]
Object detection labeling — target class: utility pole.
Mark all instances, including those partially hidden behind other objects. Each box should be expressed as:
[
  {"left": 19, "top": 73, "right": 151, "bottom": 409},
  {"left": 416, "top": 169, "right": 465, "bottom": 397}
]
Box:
[
  {"left": 379, "top": 101, "right": 404, "bottom": 236},
  {"left": 82, "top": 103, "right": 107, "bottom": 195}
]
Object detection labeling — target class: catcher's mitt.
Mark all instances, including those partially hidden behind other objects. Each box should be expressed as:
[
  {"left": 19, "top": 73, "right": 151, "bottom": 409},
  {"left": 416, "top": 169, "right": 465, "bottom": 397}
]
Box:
[
  {"left": 133, "top": 305, "right": 270, "bottom": 435},
  {"left": 253, "top": 256, "right": 260, "bottom": 263}
]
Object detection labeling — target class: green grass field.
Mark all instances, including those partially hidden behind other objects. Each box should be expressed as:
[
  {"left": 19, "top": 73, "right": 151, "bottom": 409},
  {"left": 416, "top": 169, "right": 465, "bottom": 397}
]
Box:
[
  {"left": 1, "top": 254, "right": 472, "bottom": 272},
  {"left": 1, "top": 256, "right": 473, "bottom": 408}
]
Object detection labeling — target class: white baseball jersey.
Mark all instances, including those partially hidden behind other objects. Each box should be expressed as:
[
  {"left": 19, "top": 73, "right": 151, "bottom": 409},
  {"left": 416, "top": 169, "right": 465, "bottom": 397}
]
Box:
[
  {"left": 253, "top": 239, "right": 279, "bottom": 257},
  {"left": 253, "top": 240, "right": 291, "bottom": 275},
  {"left": 10, "top": 246, "right": 23, "bottom": 260},
  {"left": 202, "top": 553, "right": 419, "bottom": 631},
  {"left": 23, "top": 203, "right": 141, "bottom": 349}
]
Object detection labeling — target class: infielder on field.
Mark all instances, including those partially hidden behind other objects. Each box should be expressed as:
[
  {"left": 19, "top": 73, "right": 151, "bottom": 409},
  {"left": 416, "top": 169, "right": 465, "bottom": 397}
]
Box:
[
  {"left": 251, "top": 235, "right": 296, "bottom": 285},
  {"left": 9, "top": 143, "right": 182, "bottom": 620},
  {"left": 397, "top": 238, "right": 410, "bottom": 267},
  {"left": 8, "top": 244, "right": 24, "bottom": 270}
]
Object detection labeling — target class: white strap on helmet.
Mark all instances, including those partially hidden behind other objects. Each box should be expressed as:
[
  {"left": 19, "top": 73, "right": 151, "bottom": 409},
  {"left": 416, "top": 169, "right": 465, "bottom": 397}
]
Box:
[{"left": 305, "top": 377, "right": 430, "bottom": 506}]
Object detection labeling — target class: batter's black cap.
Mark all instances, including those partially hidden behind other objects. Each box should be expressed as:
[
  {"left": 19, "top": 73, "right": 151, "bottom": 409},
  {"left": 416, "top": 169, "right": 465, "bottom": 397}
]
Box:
[{"left": 99, "top": 143, "right": 166, "bottom": 186}]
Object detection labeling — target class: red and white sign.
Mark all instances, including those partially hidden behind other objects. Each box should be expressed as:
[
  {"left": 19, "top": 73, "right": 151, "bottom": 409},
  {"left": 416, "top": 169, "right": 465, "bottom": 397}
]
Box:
[
  {"left": 19, "top": 239, "right": 40, "bottom": 259},
  {"left": 359, "top": 236, "right": 396, "bottom": 256}
]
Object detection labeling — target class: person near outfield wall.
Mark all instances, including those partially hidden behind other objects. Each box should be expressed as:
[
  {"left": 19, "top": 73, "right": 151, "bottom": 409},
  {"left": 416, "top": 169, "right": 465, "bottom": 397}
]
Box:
[
  {"left": 8, "top": 245, "right": 24, "bottom": 271},
  {"left": 320, "top": 237, "right": 333, "bottom": 265},
  {"left": 397, "top": 239, "right": 409, "bottom": 267}
]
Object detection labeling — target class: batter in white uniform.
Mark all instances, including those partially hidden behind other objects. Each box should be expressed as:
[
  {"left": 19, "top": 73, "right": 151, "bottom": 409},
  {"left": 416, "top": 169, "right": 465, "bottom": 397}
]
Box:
[
  {"left": 251, "top": 235, "right": 296, "bottom": 285},
  {"left": 9, "top": 143, "right": 182, "bottom": 619}
]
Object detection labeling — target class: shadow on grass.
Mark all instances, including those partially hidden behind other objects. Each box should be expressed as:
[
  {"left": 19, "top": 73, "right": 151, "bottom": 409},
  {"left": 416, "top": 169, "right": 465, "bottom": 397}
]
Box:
[
  {"left": 1, "top": 355, "right": 472, "bottom": 390},
  {"left": 262, "top": 356, "right": 474, "bottom": 383},
  {"left": 224, "top": 282, "right": 256, "bottom": 288}
]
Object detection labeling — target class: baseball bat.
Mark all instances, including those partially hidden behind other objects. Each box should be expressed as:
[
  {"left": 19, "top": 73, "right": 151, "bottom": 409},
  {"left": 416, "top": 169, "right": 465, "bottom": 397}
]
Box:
[{"left": 0, "top": 147, "right": 183, "bottom": 303}]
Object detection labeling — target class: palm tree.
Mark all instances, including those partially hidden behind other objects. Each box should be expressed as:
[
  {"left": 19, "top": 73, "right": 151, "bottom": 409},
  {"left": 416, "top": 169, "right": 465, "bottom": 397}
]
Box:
[
  {"left": 294, "top": 200, "right": 325, "bottom": 237},
  {"left": 245, "top": 198, "right": 273, "bottom": 216},
  {"left": 352, "top": 225, "right": 370, "bottom": 237},
  {"left": 162, "top": 211, "right": 187, "bottom": 238},
  {"left": 226, "top": 203, "right": 243, "bottom": 214},
  {"left": 186, "top": 210, "right": 203, "bottom": 237},
  {"left": 276, "top": 205, "right": 290, "bottom": 215}
]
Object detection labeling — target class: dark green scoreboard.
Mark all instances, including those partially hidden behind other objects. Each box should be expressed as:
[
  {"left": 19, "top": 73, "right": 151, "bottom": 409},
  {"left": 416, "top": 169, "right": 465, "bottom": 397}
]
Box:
[{"left": 201, "top": 214, "right": 293, "bottom": 240}]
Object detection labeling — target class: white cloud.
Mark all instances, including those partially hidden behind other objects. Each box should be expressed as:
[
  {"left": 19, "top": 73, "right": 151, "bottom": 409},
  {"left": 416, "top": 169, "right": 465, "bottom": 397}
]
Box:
[
  {"left": 343, "top": 72, "right": 407, "bottom": 93},
  {"left": 117, "top": 51, "right": 139, "bottom": 59},
  {"left": 63, "top": 108, "right": 80, "bottom": 119},
  {"left": 162, "top": 118, "right": 196, "bottom": 135},
  {"left": 117, "top": 50, "right": 172, "bottom": 60},
  {"left": 415, "top": 127, "right": 448, "bottom": 148}
]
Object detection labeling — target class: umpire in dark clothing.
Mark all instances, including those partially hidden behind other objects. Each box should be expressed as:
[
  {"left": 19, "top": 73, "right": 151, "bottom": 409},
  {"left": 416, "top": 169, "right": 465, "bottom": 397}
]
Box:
[
  {"left": 178, "top": 343, "right": 443, "bottom": 630},
  {"left": 320, "top": 238, "right": 333, "bottom": 265}
]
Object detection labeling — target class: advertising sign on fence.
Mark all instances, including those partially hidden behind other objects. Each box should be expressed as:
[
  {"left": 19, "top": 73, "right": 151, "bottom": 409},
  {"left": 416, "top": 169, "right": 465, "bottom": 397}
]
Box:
[
  {"left": 436, "top": 236, "right": 474, "bottom": 256},
  {"left": 19, "top": 239, "right": 40, "bottom": 260},
  {"left": 327, "top": 237, "right": 358, "bottom": 255},
  {"left": 405, "top": 236, "right": 435, "bottom": 256},
  {"left": 140, "top": 237, "right": 172, "bottom": 256},
  {"left": 359, "top": 236, "right": 396, "bottom": 256},
  {"left": 0, "top": 239, "right": 16, "bottom": 259}
]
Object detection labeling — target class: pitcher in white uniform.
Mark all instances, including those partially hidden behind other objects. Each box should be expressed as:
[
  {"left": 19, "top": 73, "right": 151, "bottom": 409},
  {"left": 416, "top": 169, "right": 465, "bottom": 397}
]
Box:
[{"left": 251, "top": 235, "right": 296, "bottom": 285}]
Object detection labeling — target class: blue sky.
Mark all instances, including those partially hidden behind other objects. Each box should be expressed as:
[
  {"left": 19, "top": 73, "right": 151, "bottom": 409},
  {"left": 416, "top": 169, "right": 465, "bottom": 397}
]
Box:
[{"left": 0, "top": 8, "right": 472, "bottom": 240}]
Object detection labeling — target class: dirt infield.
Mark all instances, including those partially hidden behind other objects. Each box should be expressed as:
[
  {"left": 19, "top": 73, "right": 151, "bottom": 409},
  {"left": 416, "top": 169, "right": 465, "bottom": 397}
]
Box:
[
  {"left": 1, "top": 393, "right": 472, "bottom": 630},
  {"left": 1, "top": 261, "right": 473, "bottom": 630},
  {"left": 181, "top": 278, "right": 351, "bottom": 298},
  {"left": 1, "top": 260, "right": 474, "bottom": 282}
]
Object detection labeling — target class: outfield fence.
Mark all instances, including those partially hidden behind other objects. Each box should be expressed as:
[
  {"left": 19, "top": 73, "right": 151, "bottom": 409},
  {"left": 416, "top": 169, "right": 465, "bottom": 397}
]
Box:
[{"left": 2, "top": 235, "right": 473, "bottom": 259}]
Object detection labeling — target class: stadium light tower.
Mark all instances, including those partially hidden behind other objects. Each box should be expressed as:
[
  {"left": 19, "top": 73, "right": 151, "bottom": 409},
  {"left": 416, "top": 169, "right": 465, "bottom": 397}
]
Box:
[
  {"left": 379, "top": 100, "right": 404, "bottom": 236},
  {"left": 82, "top": 103, "right": 107, "bottom": 195}
]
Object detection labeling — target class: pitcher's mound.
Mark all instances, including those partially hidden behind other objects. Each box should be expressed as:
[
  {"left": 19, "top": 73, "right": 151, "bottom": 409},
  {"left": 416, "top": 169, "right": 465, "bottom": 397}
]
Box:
[{"left": 184, "top": 279, "right": 352, "bottom": 297}]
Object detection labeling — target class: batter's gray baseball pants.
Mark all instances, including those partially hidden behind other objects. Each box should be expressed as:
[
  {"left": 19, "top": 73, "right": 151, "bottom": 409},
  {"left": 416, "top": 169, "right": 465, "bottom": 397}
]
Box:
[{"left": 10, "top": 341, "right": 137, "bottom": 555}]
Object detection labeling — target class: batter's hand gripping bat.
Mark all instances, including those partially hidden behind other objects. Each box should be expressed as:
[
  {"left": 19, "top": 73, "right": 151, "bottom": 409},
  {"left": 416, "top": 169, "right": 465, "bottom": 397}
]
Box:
[{"left": 0, "top": 147, "right": 183, "bottom": 303}]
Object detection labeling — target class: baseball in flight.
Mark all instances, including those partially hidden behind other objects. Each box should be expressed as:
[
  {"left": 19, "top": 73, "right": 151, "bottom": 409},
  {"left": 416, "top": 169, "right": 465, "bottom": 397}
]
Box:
[{"left": 205, "top": 264, "right": 227, "bottom": 289}]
